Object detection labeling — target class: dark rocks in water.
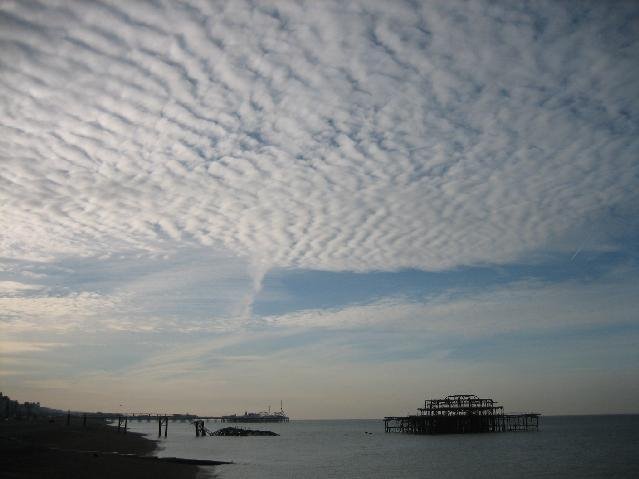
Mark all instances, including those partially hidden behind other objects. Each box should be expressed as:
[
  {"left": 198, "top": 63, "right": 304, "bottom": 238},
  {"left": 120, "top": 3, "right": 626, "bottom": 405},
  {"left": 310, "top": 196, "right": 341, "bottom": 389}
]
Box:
[{"left": 211, "top": 426, "right": 279, "bottom": 437}]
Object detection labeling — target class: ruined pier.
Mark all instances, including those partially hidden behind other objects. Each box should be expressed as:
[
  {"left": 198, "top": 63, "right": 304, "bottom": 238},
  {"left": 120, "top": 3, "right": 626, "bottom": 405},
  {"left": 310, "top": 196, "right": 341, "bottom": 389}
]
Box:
[{"left": 384, "top": 394, "right": 539, "bottom": 434}]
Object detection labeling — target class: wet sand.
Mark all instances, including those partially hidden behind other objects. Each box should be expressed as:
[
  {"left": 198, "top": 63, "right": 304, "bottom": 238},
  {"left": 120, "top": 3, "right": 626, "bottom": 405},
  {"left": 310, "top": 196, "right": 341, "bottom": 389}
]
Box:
[{"left": 0, "top": 418, "right": 210, "bottom": 478}]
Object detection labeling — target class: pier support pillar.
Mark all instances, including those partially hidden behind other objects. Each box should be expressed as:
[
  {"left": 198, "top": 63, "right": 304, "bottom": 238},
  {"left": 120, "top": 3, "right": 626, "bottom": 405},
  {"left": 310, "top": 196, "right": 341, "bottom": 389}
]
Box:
[{"left": 158, "top": 415, "right": 168, "bottom": 437}]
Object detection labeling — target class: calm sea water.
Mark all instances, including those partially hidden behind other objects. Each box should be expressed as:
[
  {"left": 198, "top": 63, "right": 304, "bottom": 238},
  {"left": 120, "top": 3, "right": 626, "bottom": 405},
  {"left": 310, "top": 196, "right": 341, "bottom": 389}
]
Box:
[{"left": 126, "top": 416, "right": 639, "bottom": 478}]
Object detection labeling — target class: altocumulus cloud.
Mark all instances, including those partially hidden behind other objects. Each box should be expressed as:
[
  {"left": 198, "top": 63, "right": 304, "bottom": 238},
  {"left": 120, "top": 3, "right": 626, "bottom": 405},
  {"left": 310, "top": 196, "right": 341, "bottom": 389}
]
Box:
[{"left": 1, "top": 0, "right": 638, "bottom": 273}]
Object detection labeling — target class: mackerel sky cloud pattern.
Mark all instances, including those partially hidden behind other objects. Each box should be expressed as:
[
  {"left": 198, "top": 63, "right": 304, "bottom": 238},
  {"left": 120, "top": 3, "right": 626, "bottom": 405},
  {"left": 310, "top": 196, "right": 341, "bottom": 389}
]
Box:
[{"left": 2, "top": 0, "right": 637, "bottom": 273}]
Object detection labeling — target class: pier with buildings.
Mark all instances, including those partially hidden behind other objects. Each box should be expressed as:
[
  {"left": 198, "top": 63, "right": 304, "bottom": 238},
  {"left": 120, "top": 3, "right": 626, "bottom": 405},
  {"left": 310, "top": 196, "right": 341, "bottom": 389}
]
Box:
[
  {"left": 384, "top": 394, "right": 539, "bottom": 434},
  {"left": 218, "top": 402, "right": 289, "bottom": 423},
  {"left": 219, "top": 410, "right": 289, "bottom": 423}
]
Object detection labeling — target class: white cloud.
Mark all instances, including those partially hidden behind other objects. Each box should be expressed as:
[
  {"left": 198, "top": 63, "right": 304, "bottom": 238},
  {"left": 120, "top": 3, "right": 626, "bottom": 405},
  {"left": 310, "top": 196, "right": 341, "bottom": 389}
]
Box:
[
  {"left": 0, "top": 281, "right": 43, "bottom": 295},
  {"left": 258, "top": 274, "right": 639, "bottom": 338},
  {"left": 0, "top": 292, "right": 119, "bottom": 332},
  {"left": 0, "top": 341, "right": 67, "bottom": 354},
  {"left": 0, "top": 247, "right": 256, "bottom": 333},
  {"left": 0, "top": 0, "right": 636, "bottom": 274}
]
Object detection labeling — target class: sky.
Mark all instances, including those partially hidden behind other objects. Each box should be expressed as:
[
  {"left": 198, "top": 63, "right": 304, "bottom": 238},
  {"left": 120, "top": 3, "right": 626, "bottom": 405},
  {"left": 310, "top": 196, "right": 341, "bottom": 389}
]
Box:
[{"left": 1, "top": 0, "right": 638, "bottom": 418}]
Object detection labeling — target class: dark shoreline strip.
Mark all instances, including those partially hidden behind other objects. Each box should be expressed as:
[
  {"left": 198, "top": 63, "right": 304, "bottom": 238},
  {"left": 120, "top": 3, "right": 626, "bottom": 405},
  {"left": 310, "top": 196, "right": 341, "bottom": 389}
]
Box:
[
  {"left": 44, "top": 445, "right": 232, "bottom": 465},
  {"left": 3, "top": 435, "right": 232, "bottom": 466},
  {"left": 159, "top": 457, "right": 231, "bottom": 466}
]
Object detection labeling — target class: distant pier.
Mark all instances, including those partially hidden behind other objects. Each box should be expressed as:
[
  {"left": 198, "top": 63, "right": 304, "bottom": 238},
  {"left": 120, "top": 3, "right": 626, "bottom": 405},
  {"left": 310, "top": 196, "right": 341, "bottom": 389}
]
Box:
[
  {"left": 219, "top": 410, "right": 289, "bottom": 423},
  {"left": 73, "top": 407, "right": 289, "bottom": 439},
  {"left": 384, "top": 394, "right": 540, "bottom": 434}
]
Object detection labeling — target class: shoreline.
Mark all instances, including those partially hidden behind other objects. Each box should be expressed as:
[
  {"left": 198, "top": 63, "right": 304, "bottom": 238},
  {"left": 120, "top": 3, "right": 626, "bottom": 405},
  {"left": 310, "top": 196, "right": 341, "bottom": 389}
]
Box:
[{"left": 0, "top": 417, "right": 222, "bottom": 478}]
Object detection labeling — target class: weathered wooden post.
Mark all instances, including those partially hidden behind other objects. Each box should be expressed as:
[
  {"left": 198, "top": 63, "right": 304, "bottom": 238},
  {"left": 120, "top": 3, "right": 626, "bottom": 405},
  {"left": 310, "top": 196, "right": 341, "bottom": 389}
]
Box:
[
  {"left": 194, "top": 420, "right": 206, "bottom": 437},
  {"left": 66, "top": 410, "right": 71, "bottom": 426},
  {"left": 117, "top": 415, "right": 128, "bottom": 433},
  {"left": 158, "top": 415, "right": 168, "bottom": 437}
]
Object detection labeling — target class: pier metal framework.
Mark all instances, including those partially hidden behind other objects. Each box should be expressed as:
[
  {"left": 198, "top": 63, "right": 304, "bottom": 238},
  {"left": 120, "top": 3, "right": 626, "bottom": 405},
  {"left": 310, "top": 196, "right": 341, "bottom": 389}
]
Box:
[{"left": 384, "top": 394, "right": 540, "bottom": 435}]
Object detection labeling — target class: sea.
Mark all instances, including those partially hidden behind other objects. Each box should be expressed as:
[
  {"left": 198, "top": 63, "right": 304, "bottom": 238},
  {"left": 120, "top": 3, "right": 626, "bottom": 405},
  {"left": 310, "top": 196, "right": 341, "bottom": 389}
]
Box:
[{"left": 125, "top": 415, "right": 639, "bottom": 478}]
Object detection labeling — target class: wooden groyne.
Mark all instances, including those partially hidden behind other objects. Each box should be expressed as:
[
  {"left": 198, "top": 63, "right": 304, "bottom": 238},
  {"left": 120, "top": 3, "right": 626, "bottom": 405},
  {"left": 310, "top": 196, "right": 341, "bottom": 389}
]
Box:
[{"left": 384, "top": 394, "right": 540, "bottom": 435}]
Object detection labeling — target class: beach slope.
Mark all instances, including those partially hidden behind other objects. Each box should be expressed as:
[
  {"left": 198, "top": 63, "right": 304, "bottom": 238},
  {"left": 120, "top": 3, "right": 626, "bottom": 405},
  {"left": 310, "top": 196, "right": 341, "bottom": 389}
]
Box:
[{"left": 0, "top": 418, "right": 203, "bottom": 479}]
